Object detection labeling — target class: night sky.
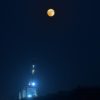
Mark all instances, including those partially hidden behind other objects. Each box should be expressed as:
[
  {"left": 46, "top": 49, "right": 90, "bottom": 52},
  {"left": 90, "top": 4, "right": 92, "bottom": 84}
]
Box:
[{"left": 0, "top": 0, "right": 100, "bottom": 99}]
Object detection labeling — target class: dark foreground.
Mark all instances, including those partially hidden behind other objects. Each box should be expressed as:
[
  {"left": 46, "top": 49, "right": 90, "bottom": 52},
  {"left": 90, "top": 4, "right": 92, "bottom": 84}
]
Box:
[{"left": 12, "top": 87, "right": 100, "bottom": 100}]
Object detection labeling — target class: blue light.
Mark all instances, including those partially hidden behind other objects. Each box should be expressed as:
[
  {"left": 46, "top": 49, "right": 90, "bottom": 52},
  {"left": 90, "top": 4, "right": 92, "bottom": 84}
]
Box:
[
  {"left": 32, "top": 82, "right": 35, "bottom": 86},
  {"left": 27, "top": 94, "right": 32, "bottom": 98}
]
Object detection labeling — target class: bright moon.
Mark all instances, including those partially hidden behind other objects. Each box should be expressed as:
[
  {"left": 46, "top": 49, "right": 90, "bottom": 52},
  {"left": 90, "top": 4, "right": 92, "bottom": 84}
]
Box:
[{"left": 47, "top": 9, "right": 55, "bottom": 17}]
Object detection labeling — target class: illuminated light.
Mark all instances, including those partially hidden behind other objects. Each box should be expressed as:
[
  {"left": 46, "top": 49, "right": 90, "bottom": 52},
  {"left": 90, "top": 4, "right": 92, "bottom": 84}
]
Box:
[
  {"left": 32, "top": 69, "right": 35, "bottom": 74},
  {"left": 32, "top": 82, "right": 35, "bottom": 86},
  {"left": 28, "top": 82, "right": 36, "bottom": 86},
  {"left": 27, "top": 94, "right": 32, "bottom": 98},
  {"left": 32, "top": 65, "right": 35, "bottom": 68}
]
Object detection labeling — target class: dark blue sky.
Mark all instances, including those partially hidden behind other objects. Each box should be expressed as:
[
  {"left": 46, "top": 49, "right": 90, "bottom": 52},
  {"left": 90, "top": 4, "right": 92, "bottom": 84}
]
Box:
[{"left": 0, "top": 0, "right": 100, "bottom": 99}]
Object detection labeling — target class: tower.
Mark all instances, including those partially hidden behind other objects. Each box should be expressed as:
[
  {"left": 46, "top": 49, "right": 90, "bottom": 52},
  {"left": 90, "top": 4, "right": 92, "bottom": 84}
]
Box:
[
  {"left": 28, "top": 65, "right": 38, "bottom": 97},
  {"left": 19, "top": 65, "right": 38, "bottom": 100}
]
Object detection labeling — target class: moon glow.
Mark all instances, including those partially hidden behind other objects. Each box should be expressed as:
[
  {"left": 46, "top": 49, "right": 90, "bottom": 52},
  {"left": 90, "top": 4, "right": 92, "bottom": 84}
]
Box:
[{"left": 47, "top": 9, "right": 55, "bottom": 17}]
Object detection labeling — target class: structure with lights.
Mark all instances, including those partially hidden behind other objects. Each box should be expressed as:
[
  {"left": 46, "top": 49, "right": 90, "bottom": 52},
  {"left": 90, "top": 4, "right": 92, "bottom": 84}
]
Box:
[{"left": 19, "top": 65, "right": 38, "bottom": 100}]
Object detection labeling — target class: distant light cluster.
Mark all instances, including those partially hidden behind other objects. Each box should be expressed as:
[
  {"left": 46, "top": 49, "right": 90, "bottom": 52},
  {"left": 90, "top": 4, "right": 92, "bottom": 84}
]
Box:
[{"left": 29, "top": 82, "right": 36, "bottom": 87}]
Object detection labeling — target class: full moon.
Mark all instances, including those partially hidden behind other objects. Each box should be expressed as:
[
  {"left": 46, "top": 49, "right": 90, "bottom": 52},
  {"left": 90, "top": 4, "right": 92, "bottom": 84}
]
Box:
[{"left": 47, "top": 9, "right": 55, "bottom": 17}]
